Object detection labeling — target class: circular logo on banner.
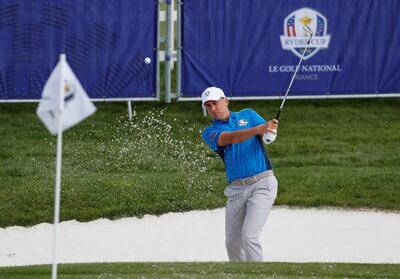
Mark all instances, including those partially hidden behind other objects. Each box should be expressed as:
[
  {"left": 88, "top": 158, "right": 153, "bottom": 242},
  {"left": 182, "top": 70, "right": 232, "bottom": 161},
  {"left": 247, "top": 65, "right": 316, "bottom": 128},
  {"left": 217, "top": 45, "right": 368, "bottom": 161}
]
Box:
[{"left": 280, "top": 7, "right": 331, "bottom": 60}]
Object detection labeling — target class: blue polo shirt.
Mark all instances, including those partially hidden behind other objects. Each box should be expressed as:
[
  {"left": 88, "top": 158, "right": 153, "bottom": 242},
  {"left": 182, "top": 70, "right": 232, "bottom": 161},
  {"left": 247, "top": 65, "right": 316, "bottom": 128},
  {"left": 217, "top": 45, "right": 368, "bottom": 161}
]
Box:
[{"left": 202, "top": 109, "right": 272, "bottom": 183}]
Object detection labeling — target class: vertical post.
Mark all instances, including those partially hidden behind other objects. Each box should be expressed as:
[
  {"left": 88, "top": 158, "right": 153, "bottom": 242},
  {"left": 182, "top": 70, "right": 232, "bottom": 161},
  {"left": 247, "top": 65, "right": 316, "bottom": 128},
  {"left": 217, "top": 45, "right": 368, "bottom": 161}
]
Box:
[
  {"left": 156, "top": 0, "right": 160, "bottom": 101},
  {"left": 52, "top": 111, "right": 63, "bottom": 279},
  {"left": 176, "top": 0, "right": 182, "bottom": 100},
  {"left": 52, "top": 53, "right": 66, "bottom": 279},
  {"left": 127, "top": 101, "right": 132, "bottom": 120},
  {"left": 164, "top": 0, "right": 172, "bottom": 103},
  {"left": 170, "top": 0, "right": 175, "bottom": 71}
]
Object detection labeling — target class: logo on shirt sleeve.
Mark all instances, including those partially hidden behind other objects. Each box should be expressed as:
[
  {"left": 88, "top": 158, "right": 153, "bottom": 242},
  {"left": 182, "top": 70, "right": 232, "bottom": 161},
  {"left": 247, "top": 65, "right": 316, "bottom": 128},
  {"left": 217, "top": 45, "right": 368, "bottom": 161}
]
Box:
[
  {"left": 238, "top": 119, "right": 248, "bottom": 127},
  {"left": 209, "top": 131, "right": 217, "bottom": 142}
]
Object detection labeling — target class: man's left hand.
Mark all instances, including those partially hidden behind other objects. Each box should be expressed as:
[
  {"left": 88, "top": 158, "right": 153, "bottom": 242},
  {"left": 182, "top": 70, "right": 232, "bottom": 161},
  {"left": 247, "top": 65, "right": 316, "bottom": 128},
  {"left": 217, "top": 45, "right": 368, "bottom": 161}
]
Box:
[{"left": 266, "top": 119, "right": 279, "bottom": 134}]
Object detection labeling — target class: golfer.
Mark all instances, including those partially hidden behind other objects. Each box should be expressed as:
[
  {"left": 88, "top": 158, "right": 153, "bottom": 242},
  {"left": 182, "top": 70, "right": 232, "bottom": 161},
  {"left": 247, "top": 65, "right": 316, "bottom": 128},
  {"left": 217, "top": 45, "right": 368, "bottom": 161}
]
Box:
[{"left": 201, "top": 87, "right": 279, "bottom": 262}]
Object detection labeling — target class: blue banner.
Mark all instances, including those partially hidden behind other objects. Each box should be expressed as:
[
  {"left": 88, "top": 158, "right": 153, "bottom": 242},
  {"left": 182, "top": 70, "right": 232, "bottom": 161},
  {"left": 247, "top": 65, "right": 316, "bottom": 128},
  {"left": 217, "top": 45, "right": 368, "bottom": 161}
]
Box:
[
  {"left": 181, "top": 0, "right": 400, "bottom": 98},
  {"left": 0, "top": 0, "right": 157, "bottom": 101}
]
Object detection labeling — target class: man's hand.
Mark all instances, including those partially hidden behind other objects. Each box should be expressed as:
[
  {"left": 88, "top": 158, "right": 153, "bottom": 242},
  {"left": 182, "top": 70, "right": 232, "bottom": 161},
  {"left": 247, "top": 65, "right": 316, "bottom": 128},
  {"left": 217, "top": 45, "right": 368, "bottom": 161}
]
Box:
[
  {"left": 260, "top": 119, "right": 279, "bottom": 144},
  {"left": 257, "top": 119, "right": 279, "bottom": 135}
]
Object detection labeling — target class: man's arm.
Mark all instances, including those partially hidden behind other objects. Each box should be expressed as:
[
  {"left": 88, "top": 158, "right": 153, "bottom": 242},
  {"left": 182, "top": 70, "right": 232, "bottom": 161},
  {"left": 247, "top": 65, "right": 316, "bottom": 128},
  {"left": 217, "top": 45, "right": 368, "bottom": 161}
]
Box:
[{"left": 218, "top": 119, "right": 278, "bottom": 146}]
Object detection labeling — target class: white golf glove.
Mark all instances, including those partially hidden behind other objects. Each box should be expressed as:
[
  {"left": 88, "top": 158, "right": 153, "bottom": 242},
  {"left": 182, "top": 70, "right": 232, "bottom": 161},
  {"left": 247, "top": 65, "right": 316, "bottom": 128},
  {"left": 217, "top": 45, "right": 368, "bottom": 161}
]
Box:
[{"left": 262, "top": 130, "right": 277, "bottom": 144}]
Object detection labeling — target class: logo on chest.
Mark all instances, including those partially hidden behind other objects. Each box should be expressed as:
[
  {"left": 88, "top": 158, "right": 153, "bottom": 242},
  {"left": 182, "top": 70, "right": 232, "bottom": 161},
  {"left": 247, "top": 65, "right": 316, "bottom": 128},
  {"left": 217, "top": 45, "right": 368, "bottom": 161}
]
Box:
[{"left": 238, "top": 119, "right": 248, "bottom": 127}]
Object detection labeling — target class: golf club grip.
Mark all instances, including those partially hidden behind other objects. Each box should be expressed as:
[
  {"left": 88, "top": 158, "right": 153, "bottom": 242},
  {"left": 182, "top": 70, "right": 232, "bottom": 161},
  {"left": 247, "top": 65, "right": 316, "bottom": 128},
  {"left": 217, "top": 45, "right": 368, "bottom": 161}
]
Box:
[{"left": 275, "top": 109, "right": 281, "bottom": 120}]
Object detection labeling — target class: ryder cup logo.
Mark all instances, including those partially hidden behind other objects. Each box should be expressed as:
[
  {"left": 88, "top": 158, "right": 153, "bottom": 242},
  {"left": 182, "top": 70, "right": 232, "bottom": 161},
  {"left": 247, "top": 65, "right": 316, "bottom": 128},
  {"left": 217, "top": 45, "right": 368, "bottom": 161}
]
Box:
[
  {"left": 238, "top": 119, "right": 248, "bottom": 127},
  {"left": 280, "top": 8, "right": 331, "bottom": 60},
  {"left": 64, "top": 80, "right": 76, "bottom": 103}
]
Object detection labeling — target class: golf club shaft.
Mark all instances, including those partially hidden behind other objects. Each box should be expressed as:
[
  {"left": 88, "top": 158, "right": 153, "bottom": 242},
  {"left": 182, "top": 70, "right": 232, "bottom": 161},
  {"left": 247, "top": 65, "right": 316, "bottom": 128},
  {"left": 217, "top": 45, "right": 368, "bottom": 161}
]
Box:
[{"left": 275, "top": 29, "right": 313, "bottom": 120}]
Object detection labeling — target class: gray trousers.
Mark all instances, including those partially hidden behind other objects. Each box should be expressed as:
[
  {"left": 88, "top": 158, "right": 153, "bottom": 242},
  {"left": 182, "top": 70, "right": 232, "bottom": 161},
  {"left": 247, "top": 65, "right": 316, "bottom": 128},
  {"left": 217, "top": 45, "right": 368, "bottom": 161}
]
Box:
[{"left": 224, "top": 175, "right": 278, "bottom": 262}]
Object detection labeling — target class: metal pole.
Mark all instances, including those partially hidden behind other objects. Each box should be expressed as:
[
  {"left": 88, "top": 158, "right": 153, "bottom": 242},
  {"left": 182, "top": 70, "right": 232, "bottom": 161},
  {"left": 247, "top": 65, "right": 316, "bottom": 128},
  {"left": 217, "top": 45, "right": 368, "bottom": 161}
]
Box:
[
  {"left": 127, "top": 101, "right": 132, "bottom": 120},
  {"left": 51, "top": 111, "right": 63, "bottom": 279},
  {"left": 155, "top": 0, "right": 160, "bottom": 101},
  {"left": 176, "top": 0, "right": 182, "bottom": 100},
  {"left": 51, "top": 53, "right": 66, "bottom": 279},
  {"left": 164, "top": 0, "right": 172, "bottom": 103}
]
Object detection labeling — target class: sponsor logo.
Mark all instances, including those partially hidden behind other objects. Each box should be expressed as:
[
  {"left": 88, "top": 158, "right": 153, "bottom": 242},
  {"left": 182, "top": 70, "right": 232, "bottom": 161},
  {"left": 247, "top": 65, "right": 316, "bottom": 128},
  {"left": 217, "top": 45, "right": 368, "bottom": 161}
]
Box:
[
  {"left": 238, "top": 119, "right": 248, "bottom": 127},
  {"left": 64, "top": 80, "right": 75, "bottom": 103},
  {"left": 280, "top": 7, "right": 331, "bottom": 60}
]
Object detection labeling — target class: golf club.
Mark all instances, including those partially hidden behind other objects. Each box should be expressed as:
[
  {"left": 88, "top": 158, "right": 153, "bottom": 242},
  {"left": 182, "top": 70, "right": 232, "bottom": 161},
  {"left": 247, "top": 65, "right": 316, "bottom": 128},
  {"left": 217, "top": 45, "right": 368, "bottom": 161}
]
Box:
[{"left": 263, "top": 24, "right": 313, "bottom": 144}]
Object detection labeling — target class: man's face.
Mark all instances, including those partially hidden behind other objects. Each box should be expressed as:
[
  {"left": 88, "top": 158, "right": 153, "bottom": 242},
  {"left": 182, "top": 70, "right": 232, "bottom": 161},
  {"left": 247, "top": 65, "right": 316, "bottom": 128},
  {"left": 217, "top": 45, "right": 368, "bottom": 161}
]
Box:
[{"left": 204, "top": 98, "right": 230, "bottom": 120}]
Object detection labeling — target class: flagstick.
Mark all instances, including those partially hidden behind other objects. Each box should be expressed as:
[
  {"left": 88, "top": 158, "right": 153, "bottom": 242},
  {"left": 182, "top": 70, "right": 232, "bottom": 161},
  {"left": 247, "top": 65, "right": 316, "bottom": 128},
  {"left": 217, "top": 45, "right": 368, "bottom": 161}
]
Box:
[
  {"left": 51, "top": 54, "right": 66, "bottom": 279},
  {"left": 51, "top": 110, "right": 63, "bottom": 279}
]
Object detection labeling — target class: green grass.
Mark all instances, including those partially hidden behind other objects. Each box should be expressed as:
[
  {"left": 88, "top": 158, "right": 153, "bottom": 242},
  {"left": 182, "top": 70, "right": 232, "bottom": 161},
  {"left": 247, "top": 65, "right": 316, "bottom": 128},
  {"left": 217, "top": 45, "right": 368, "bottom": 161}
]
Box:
[
  {"left": 1, "top": 262, "right": 400, "bottom": 279},
  {"left": 0, "top": 98, "right": 400, "bottom": 227}
]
